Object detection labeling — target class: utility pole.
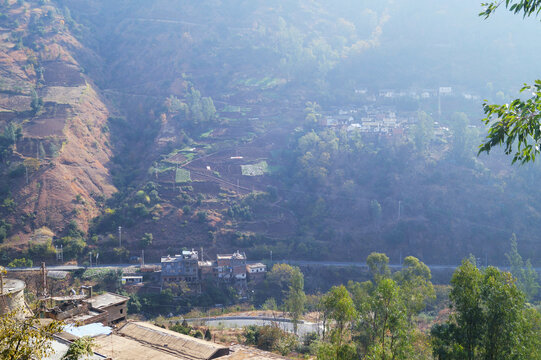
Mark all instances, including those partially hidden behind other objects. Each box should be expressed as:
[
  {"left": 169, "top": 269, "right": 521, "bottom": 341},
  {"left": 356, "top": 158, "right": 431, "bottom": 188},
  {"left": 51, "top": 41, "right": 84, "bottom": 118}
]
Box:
[
  {"left": 118, "top": 226, "right": 122, "bottom": 248},
  {"left": 270, "top": 250, "right": 273, "bottom": 262},
  {"left": 398, "top": 200, "right": 402, "bottom": 220},
  {"left": 41, "top": 262, "right": 48, "bottom": 298},
  {"left": 141, "top": 250, "right": 144, "bottom": 266}
]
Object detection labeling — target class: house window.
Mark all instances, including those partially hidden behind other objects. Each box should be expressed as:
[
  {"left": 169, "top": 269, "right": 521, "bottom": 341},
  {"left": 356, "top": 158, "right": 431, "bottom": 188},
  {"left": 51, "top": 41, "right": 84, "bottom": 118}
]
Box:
[{"left": 120, "top": 309, "right": 123, "bottom": 314}]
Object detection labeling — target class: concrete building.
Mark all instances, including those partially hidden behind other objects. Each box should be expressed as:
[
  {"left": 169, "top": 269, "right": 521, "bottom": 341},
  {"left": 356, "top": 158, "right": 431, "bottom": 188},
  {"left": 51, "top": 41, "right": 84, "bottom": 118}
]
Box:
[
  {"left": 161, "top": 250, "right": 200, "bottom": 287},
  {"left": 246, "top": 263, "right": 266, "bottom": 282},
  {"left": 216, "top": 251, "right": 247, "bottom": 281},
  {"left": 84, "top": 292, "right": 129, "bottom": 325}
]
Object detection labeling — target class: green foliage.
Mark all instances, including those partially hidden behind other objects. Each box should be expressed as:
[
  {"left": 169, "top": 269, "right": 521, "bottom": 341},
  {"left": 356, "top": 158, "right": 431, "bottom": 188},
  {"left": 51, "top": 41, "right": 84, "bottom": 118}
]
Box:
[
  {"left": 172, "top": 86, "right": 217, "bottom": 132},
  {"left": 479, "top": 81, "right": 541, "bottom": 164},
  {"left": 62, "top": 337, "right": 94, "bottom": 360},
  {"left": 7, "top": 257, "right": 32, "bottom": 268},
  {"left": 358, "top": 278, "right": 414, "bottom": 359},
  {"left": 196, "top": 211, "right": 208, "bottom": 223},
  {"left": 170, "top": 322, "right": 192, "bottom": 335},
  {"left": 57, "top": 236, "right": 86, "bottom": 260},
  {"left": 30, "top": 89, "right": 43, "bottom": 114},
  {"left": 394, "top": 256, "right": 436, "bottom": 317},
  {"left": 0, "top": 311, "right": 63, "bottom": 360},
  {"left": 243, "top": 324, "right": 298, "bottom": 355},
  {"left": 140, "top": 232, "right": 153, "bottom": 248},
  {"left": 27, "top": 238, "right": 56, "bottom": 259},
  {"left": 256, "top": 263, "right": 298, "bottom": 305},
  {"left": 449, "top": 112, "right": 479, "bottom": 161},
  {"left": 262, "top": 297, "right": 278, "bottom": 311},
  {"left": 478, "top": 2, "right": 541, "bottom": 164},
  {"left": 505, "top": 234, "right": 539, "bottom": 301},
  {"left": 366, "top": 252, "right": 391, "bottom": 283},
  {"left": 413, "top": 111, "right": 434, "bottom": 152},
  {"left": 480, "top": 0, "right": 541, "bottom": 18},
  {"left": 304, "top": 101, "right": 322, "bottom": 128},
  {"left": 285, "top": 266, "right": 306, "bottom": 334},
  {"left": 431, "top": 258, "right": 541, "bottom": 360},
  {"left": 227, "top": 202, "right": 253, "bottom": 220},
  {"left": 320, "top": 285, "right": 357, "bottom": 346}
]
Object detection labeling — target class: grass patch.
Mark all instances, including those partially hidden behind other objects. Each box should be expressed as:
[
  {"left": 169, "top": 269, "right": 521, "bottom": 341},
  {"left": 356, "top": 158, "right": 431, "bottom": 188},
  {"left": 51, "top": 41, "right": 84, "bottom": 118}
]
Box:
[{"left": 200, "top": 129, "right": 213, "bottom": 138}]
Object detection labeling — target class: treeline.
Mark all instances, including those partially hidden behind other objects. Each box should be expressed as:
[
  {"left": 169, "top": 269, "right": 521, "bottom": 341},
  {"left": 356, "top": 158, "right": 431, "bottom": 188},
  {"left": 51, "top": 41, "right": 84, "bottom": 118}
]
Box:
[{"left": 247, "top": 253, "right": 541, "bottom": 359}]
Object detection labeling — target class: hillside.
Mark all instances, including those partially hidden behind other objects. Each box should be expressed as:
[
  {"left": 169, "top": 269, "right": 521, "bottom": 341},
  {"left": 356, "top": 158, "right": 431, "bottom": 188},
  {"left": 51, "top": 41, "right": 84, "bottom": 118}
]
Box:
[
  {"left": 0, "top": 0, "right": 116, "bottom": 243},
  {"left": 0, "top": 0, "right": 541, "bottom": 266}
]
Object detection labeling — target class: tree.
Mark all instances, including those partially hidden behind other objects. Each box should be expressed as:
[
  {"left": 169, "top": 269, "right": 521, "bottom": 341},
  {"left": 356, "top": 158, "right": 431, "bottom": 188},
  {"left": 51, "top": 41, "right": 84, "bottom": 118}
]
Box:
[
  {"left": 369, "top": 200, "right": 382, "bottom": 228},
  {"left": 320, "top": 285, "right": 357, "bottom": 346},
  {"left": 62, "top": 337, "right": 94, "bottom": 360},
  {"left": 285, "top": 266, "right": 305, "bottom": 334},
  {"left": 366, "top": 252, "right": 390, "bottom": 283},
  {"left": 304, "top": 101, "right": 321, "bottom": 127},
  {"left": 140, "top": 233, "right": 153, "bottom": 248},
  {"left": 431, "top": 258, "right": 541, "bottom": 360},
  {"left": 505, "top": 234, "right": 539, "bottom": 301},
  {"left": 478, "top": 2, "right": 541, "bottom": 163},
  {"left": 349, "top": 254, "right": 434, "bottom": 359},
  {"left": 394, "top": 256, "right": 436, "bottom": 318},
  {"left": 0, "top": 311, "right": 63, "bottom": 360},
  {"left": 360, "top": 278, "right": 414, "bottom": 360},
  {"left": 318, "top": 285, "right": 358, "bottom": 360},
  {"left": 413, "top": 111, "right": 434, "bottom": 152},
  {"left": 450, "top": 112, "right": 478, "bottom": 161}
]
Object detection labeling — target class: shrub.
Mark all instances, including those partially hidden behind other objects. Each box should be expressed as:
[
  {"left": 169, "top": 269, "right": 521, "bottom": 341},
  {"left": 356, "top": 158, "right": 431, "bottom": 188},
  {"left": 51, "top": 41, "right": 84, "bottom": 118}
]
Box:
[{"left": 8, "top": 258, "right": 33, "bottom": 268}]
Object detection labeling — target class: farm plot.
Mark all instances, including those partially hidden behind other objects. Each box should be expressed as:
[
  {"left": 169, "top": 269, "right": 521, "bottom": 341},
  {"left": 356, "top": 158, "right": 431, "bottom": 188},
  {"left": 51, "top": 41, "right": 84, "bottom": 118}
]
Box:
[
  {"left": 24, "top": 103, "right": 70, "bottom": 137},
  {"left": 175, "top": 168, "right": 191, "bottom": 183},
  {"left": 42, "top": 85, "right": 87, "bottom": 105},
  {"left": 241, "top": 161, "right": 268, "bottom": 176},
  {"left": 42, "top": 61, "right": 85, "bottom": 87}
]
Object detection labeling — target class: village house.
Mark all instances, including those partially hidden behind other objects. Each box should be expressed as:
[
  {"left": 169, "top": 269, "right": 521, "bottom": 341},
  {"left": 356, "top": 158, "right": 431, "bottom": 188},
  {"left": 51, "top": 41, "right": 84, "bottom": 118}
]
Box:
[
  {"left": 216, "top": 251, "right": 247, "bottom": 282},
  {"left": 161, "top": 250, "right": 201, "bottom": 287},
  {"left": 121, "top": 275, "right": 143, "bottom": 286},
  {"left": 85, "top": 292, "right": 129, "bottom": 325},
  {"left": 246, "top": 263, "right": 266, "bottom": 283}
]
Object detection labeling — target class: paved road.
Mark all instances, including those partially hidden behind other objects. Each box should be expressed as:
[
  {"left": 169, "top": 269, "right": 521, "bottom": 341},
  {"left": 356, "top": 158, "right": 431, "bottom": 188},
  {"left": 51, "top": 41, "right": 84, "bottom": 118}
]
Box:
[
  {"left": 5, "top": 260, "right": 539, "bottom": 273},
  {"left": 187, "top": 316, "right": 321, "bottom": 337}
]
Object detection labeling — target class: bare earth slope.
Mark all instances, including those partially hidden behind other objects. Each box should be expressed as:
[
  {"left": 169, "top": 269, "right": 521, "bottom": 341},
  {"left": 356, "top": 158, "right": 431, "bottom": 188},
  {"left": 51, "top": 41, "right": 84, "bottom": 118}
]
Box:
[{"left": 0, "top": 0, "right": 115, "bottom": 237}]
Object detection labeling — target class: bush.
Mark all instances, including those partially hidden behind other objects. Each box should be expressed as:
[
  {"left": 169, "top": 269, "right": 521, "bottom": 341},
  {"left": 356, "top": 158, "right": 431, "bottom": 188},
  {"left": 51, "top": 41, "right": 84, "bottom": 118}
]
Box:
[
  {"left": 243, "top": 324, "right": 296, "bottom": 354},
  {"left": 8, "top": 258, "right": 33, "bottom": 268},
  {"left": 140, "top": 233, "right": 153, "bottom": 248},
  {"left": 196, "top": 211, "right": 208, "bottom": 223}
]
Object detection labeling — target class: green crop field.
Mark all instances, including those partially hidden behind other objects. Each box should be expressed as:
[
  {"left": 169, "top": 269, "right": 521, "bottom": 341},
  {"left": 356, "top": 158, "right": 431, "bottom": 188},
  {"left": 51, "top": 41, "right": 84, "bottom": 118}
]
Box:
[
  {"left": 175, "top": 168, "right": 191, "bottom": 183},
  {"left": 241, "top": 161, "right": 269, "bottom": 176}
]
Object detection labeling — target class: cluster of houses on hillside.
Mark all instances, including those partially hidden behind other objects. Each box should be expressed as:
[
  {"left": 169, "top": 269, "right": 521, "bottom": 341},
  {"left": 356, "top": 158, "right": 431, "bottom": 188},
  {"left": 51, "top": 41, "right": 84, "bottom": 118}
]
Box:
[
  {"left": 321, "top": 105, "right": 451, "bottom": 141},
  {"left": 161, "top": 250, "right": 266, "bottom": 293},
  {"left": 320, "top": 86, "right": 482, "bottom": 139},
  {"left": 354, "top": 86, "right": 481, "bottom": 101}
]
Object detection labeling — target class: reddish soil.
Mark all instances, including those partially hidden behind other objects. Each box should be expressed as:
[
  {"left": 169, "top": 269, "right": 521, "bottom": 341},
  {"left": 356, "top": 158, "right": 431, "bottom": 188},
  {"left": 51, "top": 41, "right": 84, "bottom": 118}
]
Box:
[
  {"left": 42, "top": 61, "right": 85, "bottom": 87},
  {"left": 24, "top": 103, "right": 70, "bottom": 137}
]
